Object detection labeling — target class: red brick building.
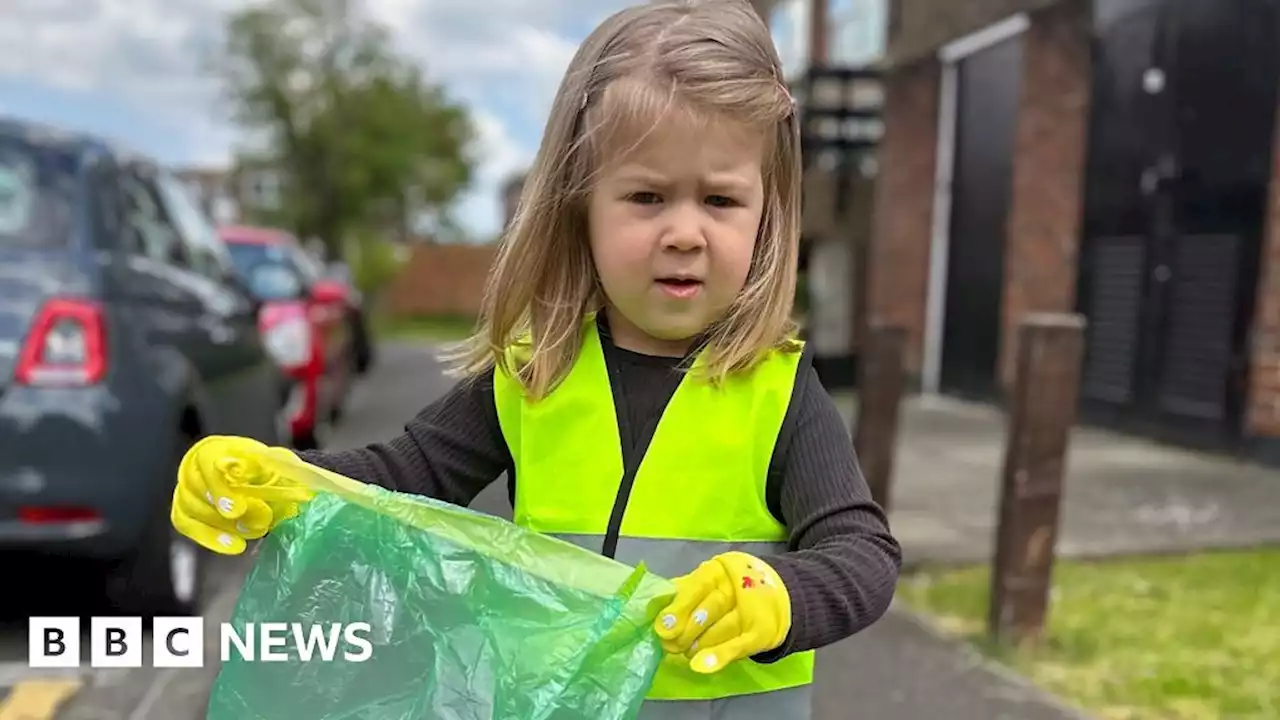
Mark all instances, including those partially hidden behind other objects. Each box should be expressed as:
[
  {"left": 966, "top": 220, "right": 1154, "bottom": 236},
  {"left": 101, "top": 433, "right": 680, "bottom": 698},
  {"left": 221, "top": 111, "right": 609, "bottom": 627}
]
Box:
[
  {"left": 171, "top": 161, "right": 285, "bottom": 227},
  {"left": 869, "top": 0, "right": 1280, "bottom": 457}
]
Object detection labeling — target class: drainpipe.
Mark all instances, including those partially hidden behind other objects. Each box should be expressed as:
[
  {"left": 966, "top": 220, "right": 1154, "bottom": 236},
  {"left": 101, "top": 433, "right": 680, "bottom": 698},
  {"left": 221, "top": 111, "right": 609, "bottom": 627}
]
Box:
[{"left": 809, "top": 0, "right": 828, "bottom": 66}]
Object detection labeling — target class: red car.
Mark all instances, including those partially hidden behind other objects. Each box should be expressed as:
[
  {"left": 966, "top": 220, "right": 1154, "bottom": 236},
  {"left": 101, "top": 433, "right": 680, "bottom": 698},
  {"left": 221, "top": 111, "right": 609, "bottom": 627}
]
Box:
[{"left": 219, "top": 225, "right": 356, "bottom": 449}]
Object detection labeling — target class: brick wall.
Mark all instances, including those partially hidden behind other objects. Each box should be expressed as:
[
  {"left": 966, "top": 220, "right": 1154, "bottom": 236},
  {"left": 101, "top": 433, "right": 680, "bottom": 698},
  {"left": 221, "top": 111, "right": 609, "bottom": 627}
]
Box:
[
  {"left": 867, "top": 58, "right": 940, "bottom": 376},
  {"left": 1246, "top": 98, "right": 1280, "bottom": 438},
  {"left": 891, "top": 0, "right": 1064, "bottom": 65},
  {"left": 868, "top": 1, "right": 1091, "bottom": 386},
  {"left": 383, "top": 243, "right": 498, "bottom": 317},
  {"left": 997, "top": 0, "right": 1092, "bottom": 389}
]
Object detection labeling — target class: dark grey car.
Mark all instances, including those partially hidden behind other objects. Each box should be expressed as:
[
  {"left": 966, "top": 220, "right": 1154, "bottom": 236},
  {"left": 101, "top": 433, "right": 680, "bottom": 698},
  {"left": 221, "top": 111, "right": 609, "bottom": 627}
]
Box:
[{"left": 0, "top": 117, "right": 286, "bottom": 616}]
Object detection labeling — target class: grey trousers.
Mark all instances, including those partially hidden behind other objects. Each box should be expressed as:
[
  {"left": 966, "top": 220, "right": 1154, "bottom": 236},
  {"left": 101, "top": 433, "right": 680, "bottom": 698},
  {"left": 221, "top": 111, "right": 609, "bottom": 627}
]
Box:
[{"left": 634, "top": 685, "right": 813, "bottom": 720}]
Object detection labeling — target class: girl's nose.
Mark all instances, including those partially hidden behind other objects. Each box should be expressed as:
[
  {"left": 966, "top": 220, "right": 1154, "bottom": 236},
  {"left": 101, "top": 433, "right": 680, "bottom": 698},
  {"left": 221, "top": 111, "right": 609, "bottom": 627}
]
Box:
[{"left": 662, "top": 204, "right": 707, "bottom": 251}]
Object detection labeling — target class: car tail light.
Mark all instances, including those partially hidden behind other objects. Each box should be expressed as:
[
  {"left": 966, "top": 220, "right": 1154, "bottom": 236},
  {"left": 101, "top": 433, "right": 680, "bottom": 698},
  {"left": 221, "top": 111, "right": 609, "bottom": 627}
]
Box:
[
  {"left": 14, "top": 298, "right": 107, "bottom": 387},
  {"left": 19, "top": 506, "right": 101, "bottom": 524}
]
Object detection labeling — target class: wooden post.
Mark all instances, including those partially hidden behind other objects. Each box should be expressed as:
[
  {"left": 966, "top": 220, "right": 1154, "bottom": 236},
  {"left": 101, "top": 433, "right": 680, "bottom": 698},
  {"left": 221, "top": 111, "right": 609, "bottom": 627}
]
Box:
[
  {"left": 809, "top": 0, "right": 828, "bottom": 67},
  {"left": 854, "top": 323, "right": 906, "bottom": 511},
  {"left": 988, "top": 312, "right": 1086, "bottom": 648}
]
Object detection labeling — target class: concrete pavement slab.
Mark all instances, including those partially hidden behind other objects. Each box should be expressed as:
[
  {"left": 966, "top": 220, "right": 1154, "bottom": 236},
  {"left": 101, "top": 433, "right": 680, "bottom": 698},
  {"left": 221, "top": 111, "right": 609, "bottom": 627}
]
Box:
[
  {"left": 832, "top": 391, "right": 1280, "bottom": 567},
  {"left": 812, "top": 602, "right": 1090, "bottom": 720}
]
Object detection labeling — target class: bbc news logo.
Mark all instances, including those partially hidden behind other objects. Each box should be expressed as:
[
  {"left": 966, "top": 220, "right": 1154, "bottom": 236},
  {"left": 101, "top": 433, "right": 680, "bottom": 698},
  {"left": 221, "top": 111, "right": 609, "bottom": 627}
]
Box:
[{"left": 29, "top": 617, "right": 373, "bottom": 668}]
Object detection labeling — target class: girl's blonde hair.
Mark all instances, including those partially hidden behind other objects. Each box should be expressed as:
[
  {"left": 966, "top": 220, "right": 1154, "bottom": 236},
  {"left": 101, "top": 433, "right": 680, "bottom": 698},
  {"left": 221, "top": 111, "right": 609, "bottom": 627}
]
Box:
[{"left": 446, "top": 0, "right": 802, "bottom": 399}]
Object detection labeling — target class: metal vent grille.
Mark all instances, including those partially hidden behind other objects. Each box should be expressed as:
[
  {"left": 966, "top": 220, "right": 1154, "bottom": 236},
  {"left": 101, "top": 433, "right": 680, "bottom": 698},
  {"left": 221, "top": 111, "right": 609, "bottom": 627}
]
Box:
[
  {"left": 1158, "top": 234, "right": 1239, "bottom": 420},
  {"left": 1082, "top": 236, "right": 1146, "bottom": 403}
]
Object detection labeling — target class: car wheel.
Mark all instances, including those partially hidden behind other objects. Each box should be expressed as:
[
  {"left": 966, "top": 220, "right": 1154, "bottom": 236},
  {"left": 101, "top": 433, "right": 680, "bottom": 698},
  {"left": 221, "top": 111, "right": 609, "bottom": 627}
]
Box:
[
  {"left": 104, "top": 433, "right": 205, "bottom": 617},
  {"left": 274, "top": 399, "right": 295, "bottom": 448},
  {"left": 352, "top": 312, "right": 374, "bottom": 375},
  {"left": 166, "top": 523, "right": 202, "bottom": 610},
  {"left": 329, "top": 353, "right": 353, "bottom": 426},
  {"left": 294, "top": 419, "right": 329, "bottom": 451}
]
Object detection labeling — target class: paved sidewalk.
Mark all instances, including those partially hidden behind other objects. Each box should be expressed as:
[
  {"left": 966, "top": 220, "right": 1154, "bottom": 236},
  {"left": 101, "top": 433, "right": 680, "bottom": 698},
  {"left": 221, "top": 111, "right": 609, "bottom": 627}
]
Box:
[
  {"left": 832, "top": 392, "right": 1280, "bottom": 567},
  {"left": 813, "top": 389, "right": 1280, "bottom": 720},
  {"left": 813, "top": 601, "right": 1090, "bottom": 720}
]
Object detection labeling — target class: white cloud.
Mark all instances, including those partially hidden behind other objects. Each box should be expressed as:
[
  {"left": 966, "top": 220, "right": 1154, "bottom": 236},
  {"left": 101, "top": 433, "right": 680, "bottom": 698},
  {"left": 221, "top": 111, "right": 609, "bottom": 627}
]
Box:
[
  {"left": 0, "top": 0, "right": 635, "bottom": 238},
  {"left": 453, "top": 108, "right": 529, "bottom": 240},
  {"left": 363, "top": 4, "right": 587, "bottom": 237},
  {"left": 0, "top": 0, "right": 237, "bottom": 95}
]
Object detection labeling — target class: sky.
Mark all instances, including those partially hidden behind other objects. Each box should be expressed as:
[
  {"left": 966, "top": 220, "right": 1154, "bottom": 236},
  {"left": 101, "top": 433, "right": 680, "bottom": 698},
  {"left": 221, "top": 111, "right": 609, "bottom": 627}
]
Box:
[
  {"left": 0, "top": 0, "right": 647, "bottom": 241},
  {"left": 0, "top": 1, "right": 885, "bottom": 241}
]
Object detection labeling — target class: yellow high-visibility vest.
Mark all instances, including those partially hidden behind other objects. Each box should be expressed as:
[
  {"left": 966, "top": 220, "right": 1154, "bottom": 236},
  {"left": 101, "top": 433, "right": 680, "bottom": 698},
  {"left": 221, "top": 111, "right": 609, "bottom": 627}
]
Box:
[{"left": 493, "top": 316, "right": 815, "bottom": 715}]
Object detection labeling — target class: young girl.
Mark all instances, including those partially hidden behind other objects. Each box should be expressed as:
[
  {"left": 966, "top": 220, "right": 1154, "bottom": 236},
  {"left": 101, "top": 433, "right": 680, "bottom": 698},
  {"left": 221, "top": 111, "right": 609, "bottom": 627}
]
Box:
[{"left": 172, "top": 0, "right": 901, "bottom": 716}]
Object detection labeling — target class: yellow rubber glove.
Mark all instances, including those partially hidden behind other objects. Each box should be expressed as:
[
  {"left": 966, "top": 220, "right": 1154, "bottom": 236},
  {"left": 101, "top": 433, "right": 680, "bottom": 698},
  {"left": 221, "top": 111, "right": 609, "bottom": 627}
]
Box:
[
  {"left": 653, "top": 551, "right": 792, "bottom": 674},
  {"left": 170, "top": 435, "right": 316, "bottom": 555}
]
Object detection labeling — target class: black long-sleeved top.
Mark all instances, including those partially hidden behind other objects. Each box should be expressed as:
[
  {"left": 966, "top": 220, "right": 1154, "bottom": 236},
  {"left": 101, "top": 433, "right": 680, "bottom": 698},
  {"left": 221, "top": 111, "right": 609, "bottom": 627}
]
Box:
[{"left": 298, "top": 323, "right": 901, "bottom": 662}]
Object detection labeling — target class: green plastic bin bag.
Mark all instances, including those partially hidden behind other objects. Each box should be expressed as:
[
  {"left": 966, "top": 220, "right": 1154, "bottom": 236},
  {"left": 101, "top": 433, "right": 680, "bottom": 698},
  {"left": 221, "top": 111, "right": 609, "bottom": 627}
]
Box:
[{"left": 205, "top": 450, "right": 677, "bottom": 720}]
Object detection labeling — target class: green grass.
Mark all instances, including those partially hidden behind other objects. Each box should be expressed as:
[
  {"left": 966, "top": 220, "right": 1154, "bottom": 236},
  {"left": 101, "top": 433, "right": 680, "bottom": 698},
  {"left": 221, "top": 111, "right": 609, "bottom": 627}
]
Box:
[
  {"left": 896, "top": 549, "right": 1280, "bottom": 720},
  {"left": 374, "top": 313, "right": 478, "bottom": 343}
]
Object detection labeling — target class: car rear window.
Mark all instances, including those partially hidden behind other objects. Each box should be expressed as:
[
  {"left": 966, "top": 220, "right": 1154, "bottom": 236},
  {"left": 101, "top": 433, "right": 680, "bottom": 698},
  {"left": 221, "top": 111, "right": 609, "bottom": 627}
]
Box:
[
  {"left": 226, "top": 242, "right": 306, "bottom": 301},
  {"left": 0, "top": 133, "right": 77, "bottom": 248}
]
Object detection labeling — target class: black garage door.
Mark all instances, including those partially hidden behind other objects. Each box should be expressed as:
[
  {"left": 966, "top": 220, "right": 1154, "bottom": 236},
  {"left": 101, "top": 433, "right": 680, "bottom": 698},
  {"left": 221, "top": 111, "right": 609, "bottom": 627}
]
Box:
[
  {"left": 1077, "top": 0, "right": 1280, "bottom": 446},
  {"left": 940, "top": 32, "right": 1025, "bottom": 400}
]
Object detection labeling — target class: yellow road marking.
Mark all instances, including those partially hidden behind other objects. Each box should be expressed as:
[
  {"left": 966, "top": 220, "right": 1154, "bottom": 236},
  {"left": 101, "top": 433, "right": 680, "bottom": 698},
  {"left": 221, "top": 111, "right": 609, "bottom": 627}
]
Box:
[{"left": 0, "top": 679, "right": 84, "bottom": 720}]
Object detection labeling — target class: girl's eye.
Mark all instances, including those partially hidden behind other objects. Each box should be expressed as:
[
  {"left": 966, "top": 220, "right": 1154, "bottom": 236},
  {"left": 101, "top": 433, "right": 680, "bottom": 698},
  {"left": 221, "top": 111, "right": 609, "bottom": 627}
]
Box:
[
  {"left": 628, "top": 192, "right": 662, "bottom": 204},
  {"left": 705, "top": 195, "right": 737, "bottom": 208}
]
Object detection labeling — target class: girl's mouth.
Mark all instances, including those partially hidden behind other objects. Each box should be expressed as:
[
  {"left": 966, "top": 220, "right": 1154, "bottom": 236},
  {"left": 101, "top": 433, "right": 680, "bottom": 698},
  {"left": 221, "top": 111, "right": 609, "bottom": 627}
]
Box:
[{"left": 656, "top": 277, "right": 703, "bottom": 299}]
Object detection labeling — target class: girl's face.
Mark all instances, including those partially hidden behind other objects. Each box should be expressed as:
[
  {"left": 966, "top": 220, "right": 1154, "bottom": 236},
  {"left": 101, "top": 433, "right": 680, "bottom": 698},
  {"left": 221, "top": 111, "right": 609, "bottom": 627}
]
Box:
[{"left": 587, "top": 115, "right": 765, "bottom": 357}]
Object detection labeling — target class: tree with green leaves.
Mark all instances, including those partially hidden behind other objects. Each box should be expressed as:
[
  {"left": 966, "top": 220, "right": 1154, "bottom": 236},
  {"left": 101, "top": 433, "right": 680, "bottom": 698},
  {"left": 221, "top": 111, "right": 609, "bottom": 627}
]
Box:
[{"left": 210, "top": 0, "right": 476, "bottom": 260}]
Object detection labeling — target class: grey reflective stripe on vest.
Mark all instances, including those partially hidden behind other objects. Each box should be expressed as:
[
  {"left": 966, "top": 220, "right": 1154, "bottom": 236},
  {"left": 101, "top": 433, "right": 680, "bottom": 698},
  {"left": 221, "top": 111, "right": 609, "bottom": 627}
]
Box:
[
  {"left": 549, "top": 534, "right": 788, "bottom": 580},
  {"left": 548, "top": 533, "right": 812, "bottom": 719},
  {"left": 637, "top": 685, "right": 813, "bottom": 720}
]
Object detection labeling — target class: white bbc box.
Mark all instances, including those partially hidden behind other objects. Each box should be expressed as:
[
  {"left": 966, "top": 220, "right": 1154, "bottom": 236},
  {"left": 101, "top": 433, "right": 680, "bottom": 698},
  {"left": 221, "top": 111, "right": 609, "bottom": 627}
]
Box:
[
  {"left": 153, "top": 617, "right": 205, "bottom": 668},
  {"left": 28, "top": 617, "right": 80, "bottom": 668},
  {"left": 90, "top": 617, "right": 143, "bottom": 668}
]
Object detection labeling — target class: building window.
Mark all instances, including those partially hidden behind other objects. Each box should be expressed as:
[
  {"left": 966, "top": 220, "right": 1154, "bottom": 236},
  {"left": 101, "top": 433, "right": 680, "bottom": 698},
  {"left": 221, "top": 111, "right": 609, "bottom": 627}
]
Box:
[
  {"left": 771, "top": 0, "right": 811, "bottom": 81},
  {"left": 829, "top": 0, "right": 888, "bottom": 67},
  {"left": 769, "top": 0, "right": 887, "bottom": 77},
  {"left": 244, "top": 170, "right": 282, "bottom": 209}
]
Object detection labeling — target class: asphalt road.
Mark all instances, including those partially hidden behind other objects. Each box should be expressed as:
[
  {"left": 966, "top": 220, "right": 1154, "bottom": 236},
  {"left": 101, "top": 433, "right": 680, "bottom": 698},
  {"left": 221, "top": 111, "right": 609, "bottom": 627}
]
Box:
[{"left": 0, "top": 340, "right": 1087, "bottom": 720}]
